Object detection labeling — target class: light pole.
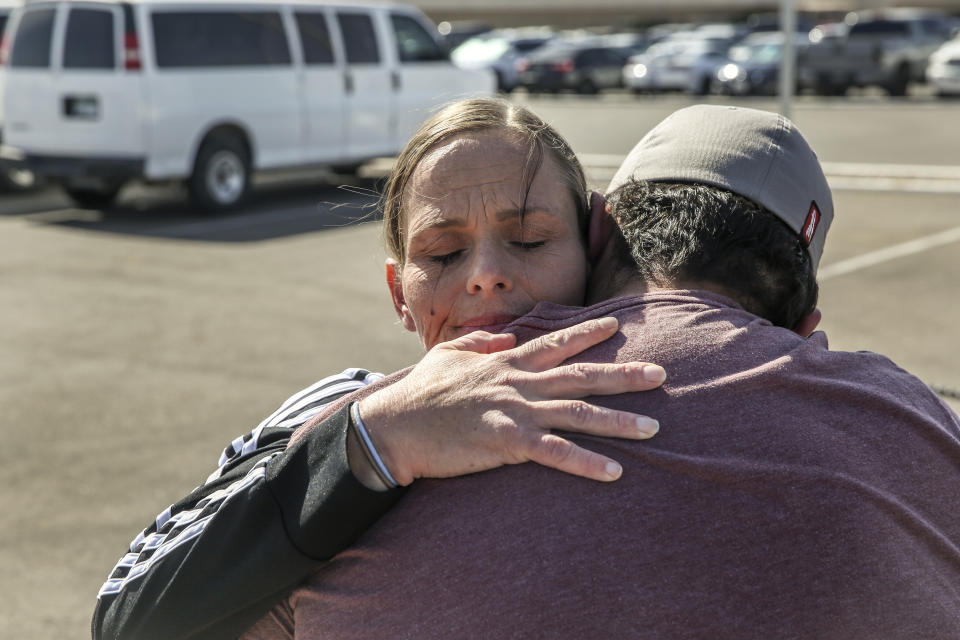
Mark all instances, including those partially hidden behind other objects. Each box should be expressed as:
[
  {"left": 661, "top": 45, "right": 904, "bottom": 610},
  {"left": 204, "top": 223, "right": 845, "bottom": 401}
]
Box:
[{"left": 779, "top": 0, "right": 797, "bottom": 119}]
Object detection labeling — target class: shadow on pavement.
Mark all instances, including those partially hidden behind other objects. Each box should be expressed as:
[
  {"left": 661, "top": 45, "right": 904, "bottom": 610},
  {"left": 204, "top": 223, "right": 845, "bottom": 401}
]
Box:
[{"left": 0, "top": 173, "right": 384, "bottom": 243}]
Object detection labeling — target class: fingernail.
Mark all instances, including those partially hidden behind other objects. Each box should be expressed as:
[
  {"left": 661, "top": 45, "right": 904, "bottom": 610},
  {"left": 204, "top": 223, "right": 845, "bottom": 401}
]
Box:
[
  {"left": 642, "top": 365, "right": 666, "bottom": 384},
  {"left": 637, "top": 417, "right": 660, "bottom": 436},
  {"left": 605, "top": 461, "right": 622, "bottom": 479},
  {"left": 597, "top": 317, "right": 618, "bottom": 330}
]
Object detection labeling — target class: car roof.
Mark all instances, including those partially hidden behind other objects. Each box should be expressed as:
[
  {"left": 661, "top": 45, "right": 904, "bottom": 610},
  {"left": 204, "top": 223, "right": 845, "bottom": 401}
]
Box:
[{"left": 527, "top": 40, "right": 621, "bottom": 59}]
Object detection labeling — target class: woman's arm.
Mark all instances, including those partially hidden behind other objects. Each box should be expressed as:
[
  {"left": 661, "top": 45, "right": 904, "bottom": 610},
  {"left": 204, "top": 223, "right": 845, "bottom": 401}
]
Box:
[
  {"left": 93, "top": 319, "right": 665, "bottom": 640},
  {"left": 92, "top": 370, "right": 397, "bottom": 640}
]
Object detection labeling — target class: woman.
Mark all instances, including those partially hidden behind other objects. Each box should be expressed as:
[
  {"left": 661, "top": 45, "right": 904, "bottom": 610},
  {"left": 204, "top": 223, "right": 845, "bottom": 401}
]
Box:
[
  {"left": 341, "top": 97, "right": 664, "bottom": 490},
  {"left": 92, "top": 98, "right": 665, "bottom": 640}
]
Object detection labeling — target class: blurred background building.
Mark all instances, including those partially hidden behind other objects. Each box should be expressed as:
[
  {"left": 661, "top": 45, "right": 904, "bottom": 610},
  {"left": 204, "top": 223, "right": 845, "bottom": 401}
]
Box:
[{"left": 412, "top": 0, "right": 959, "bottom": 26}]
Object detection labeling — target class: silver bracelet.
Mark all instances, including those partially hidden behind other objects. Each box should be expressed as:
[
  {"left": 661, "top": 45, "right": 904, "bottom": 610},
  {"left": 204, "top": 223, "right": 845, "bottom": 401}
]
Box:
[{"left": 350, "top": 401, "right": 399, "bottom": 489}]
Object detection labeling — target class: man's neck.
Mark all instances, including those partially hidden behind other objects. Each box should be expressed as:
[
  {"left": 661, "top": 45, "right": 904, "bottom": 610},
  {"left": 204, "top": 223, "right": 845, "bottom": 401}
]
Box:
[{"left": 586, "top": 271, "right": 735, "bottom": 307}]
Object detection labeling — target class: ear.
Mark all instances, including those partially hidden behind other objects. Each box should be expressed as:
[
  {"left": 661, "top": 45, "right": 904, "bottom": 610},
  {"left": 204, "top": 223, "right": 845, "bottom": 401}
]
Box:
[
  {"left": 587, "top": 191, "right": 614, "bottom": 264},
  {"left": 385, "top": 259, "right": 417, "bottom": 333},
  {"left": 792, "top": 308, "right": 822, "bottom": 338}
]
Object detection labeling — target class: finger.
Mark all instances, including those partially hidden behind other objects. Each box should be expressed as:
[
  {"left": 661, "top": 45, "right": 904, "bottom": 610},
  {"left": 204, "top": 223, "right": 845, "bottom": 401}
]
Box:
[
  {"left": 441, "top": 330, "right": 517, "bottom": 355},
  {"left": 508, "top": 317, "right": 620, "bottom": 371},
  {"left": 526, "top": 361, "right": 667, "bottom": 398},
  {"left": 526, "top": 433, "right": 624, "bottom": 482},
  {"left": 531, "top": 400, "right": 660, "bottom": 439}
]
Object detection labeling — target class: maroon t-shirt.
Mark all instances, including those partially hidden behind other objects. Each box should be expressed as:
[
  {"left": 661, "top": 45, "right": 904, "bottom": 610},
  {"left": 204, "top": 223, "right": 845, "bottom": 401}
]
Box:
[{"left": 248, "top": 291, "right": 960, "bottom": 639}]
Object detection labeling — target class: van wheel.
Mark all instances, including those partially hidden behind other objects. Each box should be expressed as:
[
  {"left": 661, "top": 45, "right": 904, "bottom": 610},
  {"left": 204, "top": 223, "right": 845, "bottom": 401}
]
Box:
[
  {"left": 64, "top": 183, "right": 123, "bottom": 209},
  {"left": 189, "top": 135, "right": 250, "bottom": 211}
]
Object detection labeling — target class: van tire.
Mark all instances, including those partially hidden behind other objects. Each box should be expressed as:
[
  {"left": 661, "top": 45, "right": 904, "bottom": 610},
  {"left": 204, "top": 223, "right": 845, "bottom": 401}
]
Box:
[
  {"left": 64, "top": 184, "right": 123, "bottom": 209},
  {"left": 189, "top": 134, "right": 250, "bottom": 211}
]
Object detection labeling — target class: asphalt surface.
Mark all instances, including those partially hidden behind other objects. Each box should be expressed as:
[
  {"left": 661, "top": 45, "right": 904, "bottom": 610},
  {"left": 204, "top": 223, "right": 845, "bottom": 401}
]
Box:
[{"left": 2, "top": 94, "right": 958, "bottom": 638}]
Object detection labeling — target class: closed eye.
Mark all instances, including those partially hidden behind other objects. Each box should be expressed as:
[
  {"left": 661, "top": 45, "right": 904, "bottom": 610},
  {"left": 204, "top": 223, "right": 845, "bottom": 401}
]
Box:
[
  {"left": 429, "top": 250, "right": 463, "bottom": 266},
  {"left": 512, "top": 241, "right": 546, "bottom": 250}
]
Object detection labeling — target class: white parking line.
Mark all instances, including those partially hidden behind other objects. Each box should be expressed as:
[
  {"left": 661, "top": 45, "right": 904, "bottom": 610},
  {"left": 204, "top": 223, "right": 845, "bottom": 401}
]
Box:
[{"left": 819, "top": 225, "right": 960, "bottom": 281}]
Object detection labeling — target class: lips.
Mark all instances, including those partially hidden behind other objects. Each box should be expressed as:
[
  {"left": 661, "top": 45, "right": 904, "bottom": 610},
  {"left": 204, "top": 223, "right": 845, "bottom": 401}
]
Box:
[{"left": 455, "top": 313, "right": 520, "bottom": 334}]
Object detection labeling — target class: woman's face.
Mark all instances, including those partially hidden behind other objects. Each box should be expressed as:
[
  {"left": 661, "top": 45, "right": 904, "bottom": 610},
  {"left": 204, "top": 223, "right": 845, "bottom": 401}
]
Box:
[{"left": 387, "top": 129, "right": 588, "bottom": 350}]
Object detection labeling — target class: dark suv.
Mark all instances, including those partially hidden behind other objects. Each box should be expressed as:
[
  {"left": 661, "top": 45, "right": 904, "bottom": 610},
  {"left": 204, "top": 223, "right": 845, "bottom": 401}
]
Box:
[
  {"left": 799, "top": 9, "right": 953, "bottom": 95},
  {"left": 517, "top": 42, "right": 627, "bottom": 94}
]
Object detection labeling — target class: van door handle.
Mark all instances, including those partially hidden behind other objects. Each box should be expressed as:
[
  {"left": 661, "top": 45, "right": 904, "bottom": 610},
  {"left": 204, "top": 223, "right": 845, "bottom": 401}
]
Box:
[
  {"left": 391, "top": 71, "right": 401, "bottom": 91},
  {"left": 344, "top": 71, "right": 354, "bottom": 94}
]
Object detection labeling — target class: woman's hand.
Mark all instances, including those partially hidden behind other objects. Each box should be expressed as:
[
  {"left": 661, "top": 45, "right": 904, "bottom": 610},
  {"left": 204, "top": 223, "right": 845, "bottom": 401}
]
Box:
[{"left": 357, "top": 317, "right": 665, "bottom": 486}]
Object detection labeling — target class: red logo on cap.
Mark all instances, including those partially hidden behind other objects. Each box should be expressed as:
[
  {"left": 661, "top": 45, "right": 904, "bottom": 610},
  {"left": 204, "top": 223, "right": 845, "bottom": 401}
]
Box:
[{"left": 802, "top": 201, "right": 820, "bottom": 245}]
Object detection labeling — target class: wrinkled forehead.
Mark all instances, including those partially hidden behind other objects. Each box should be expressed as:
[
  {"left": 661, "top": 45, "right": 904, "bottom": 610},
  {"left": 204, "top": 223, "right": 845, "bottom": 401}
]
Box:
[{"left": 405, "top": 130, "right": 531, "bottom": 201}]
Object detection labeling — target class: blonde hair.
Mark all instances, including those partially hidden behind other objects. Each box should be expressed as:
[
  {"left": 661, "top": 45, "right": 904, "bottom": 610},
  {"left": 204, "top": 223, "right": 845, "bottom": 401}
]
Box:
[{"left": 382, "top": 97, "right": 588, "bottom": 263}]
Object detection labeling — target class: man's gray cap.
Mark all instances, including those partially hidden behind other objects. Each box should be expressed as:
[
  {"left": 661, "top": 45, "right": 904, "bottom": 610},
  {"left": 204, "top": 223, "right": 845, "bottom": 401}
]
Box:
[{"left": 607, "top": 104, "right": 834, "bottom": 271}]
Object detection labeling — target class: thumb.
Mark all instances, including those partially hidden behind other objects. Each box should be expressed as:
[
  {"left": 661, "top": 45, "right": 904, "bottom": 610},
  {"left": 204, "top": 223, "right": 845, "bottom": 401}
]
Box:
[{"left": 440, "top": 330, "right": 518, "bottom": 355}]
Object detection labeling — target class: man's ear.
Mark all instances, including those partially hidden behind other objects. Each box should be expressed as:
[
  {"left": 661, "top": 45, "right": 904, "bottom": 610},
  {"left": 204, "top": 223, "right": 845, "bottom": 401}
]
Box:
[
  {"left": 385, "top": 259, "right": 416, "bottom": 333},
  {"left": 587, "top": 191, "right": 614, "bottom": 264},
  {"left": 793, "top": 308, "right": 822, "bottom": 338}
]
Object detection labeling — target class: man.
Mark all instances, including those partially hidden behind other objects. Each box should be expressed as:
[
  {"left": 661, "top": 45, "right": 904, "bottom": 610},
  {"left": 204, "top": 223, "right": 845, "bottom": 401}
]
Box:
[
  {"left": 95, "top": 105, "right": 960, "bottom": 639},
  {"left": 242, "top": 105, "right": 960, "bottom": 638}
]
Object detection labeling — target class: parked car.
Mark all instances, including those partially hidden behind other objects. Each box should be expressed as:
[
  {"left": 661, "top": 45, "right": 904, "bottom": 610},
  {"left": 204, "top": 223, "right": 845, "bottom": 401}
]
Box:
[
  {"left": 517, "top": 41, "right": 628, "bottom": 94},
  {"left": 624, "top": 34, "right": 732, "bottom": 95},
  {"left": 0, "top": 0, "right": 36, "bottom": 191},
  {"left": 798, "top": 9, "right": 953, "bottom": 96},
  {"left": 451, "top": 28, "right": 553, "bottom": 93},
  {"left": 0, "top": 0, "right": 493, "bottom": 210},
  {"left": 436, "top": 20, "right": 491, "bottom": 51},
  {"left": 0, "top": 0, "right": 12, "bottom": 34},
  {"left": 714, "top": 32, "right": 811, "bottom": 96},
  {"left": 595, "top": 31, "right": 649, "bottom": 58},
  {"left": 927, "top": 35, "right": 960, "bottom": 97}
]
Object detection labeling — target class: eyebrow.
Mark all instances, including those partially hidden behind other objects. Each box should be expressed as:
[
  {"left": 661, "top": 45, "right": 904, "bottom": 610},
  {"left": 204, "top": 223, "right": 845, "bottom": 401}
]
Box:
[{"left": 412, "top": 208, "right": 556, "bottom": 233}]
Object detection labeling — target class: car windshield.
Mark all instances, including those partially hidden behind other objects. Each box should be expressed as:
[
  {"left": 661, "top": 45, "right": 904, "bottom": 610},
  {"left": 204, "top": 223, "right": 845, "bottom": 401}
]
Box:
[
  {"left": 729, "top": 42, "right": 780, "bottom": 63},
  {"left": 451, "top": 37, "right": 511, "bottom": 64},
  {"left": 527, "top": 44, "right": 576, "bottom": 62}
]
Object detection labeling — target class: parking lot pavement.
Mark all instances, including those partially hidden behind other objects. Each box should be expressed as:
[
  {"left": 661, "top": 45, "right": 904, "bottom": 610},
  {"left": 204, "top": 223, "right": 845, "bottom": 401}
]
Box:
[{"left": 2, "top": 96, "right": 959, "bottom": 637}]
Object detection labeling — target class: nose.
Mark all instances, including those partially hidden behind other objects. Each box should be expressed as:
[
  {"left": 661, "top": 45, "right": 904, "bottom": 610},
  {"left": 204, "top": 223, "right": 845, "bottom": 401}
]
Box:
[{"left": 465, "top": 243, "right": 513, "bottom": 295}]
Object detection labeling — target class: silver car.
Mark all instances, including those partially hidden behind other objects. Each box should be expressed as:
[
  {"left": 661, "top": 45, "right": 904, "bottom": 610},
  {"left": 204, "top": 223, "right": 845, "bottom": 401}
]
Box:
[
  {"left": 928, "top": 36, "right": 960, "bottom": 97},
  {"left": 451, "top": 29, "right": 553, "bottom": 93}
]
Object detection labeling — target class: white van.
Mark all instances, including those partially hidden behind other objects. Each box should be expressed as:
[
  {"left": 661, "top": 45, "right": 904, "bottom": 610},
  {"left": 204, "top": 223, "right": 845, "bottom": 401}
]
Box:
[
  {"left": 0, "top": 0, "right": 37, "bottom": 190},
  {"left": 0, "top": 0, "right": 493, "bottom": 209}
]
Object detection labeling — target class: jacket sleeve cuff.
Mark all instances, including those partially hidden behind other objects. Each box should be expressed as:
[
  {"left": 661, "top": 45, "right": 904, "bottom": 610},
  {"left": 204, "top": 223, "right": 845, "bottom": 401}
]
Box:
[{"left": 264, "top": 403, "right": 406, "bottom": 560}]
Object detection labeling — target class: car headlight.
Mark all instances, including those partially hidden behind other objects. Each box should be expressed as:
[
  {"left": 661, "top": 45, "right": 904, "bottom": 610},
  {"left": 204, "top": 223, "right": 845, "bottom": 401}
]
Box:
[
  {"left": 630, "top": 63, "right": 647, "bottom": 78},
  {"left": 718, "top": 63, "right": 741, "bottom": 81}
]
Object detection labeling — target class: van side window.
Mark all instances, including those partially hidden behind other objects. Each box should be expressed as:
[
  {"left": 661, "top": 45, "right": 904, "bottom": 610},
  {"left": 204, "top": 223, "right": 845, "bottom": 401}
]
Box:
[
  {"left": 389, "top": 14, "right": 446, "bottom": 62},
  {"left": 152, "top": 11, "right": 291, "bottom": 68},
  {"left": 10, "top": 7, "right": 56, "bottom": 68},
  {"left": 64, "top": 8, "right": 116, "bottom": 70},
  {"left": 295, "top": 12, "right": 334, "bottom": 65},
  {"left": 336, "top": 12, "right": 379, "bottom": 64}
]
